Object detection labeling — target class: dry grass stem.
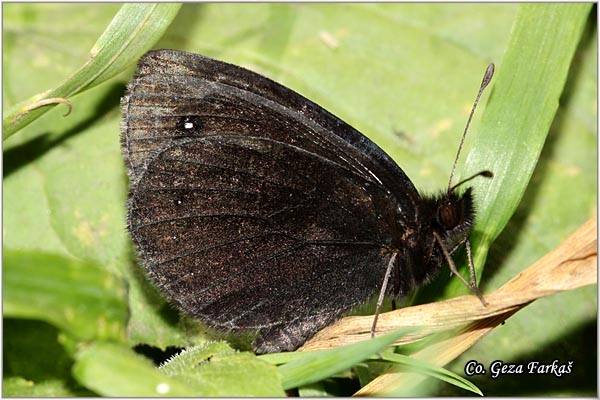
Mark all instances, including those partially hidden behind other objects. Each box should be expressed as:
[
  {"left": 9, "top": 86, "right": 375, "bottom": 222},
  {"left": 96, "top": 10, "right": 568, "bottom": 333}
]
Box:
[{"left": 296, "top": 216, "right": 597, "bottom": 395}]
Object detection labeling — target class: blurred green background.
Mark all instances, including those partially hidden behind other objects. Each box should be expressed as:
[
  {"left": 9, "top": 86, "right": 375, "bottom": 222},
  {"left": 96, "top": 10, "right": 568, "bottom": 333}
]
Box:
[{"left": 3, "top": 3, "right": 596, "bottom": 396}]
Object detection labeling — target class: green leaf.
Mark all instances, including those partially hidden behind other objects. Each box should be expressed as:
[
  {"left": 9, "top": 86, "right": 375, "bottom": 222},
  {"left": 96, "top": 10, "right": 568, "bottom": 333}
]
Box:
[
  {"left": 276, "top": 328, "right": 412, "bottom": 390},
  {"left": 463, "top": 3, "right": 594, "bottom": 279},
  {"left": 88, "top": 3, "right": 182, "bottom": 87},
  {"left": 377, "top": 352, "right": 482, "bottom": 396},
  {"left": 3, "top": 377, "right": 83, "bottom": 397},
  {"left": 3, "top": 3, "right": 181, "bottom": 139},
  {"left": 160, "top": 341, "right": 285, "bottom": 396},
  {"left": 3, "top": 319, "right": 94, "bottom": 397},
  {"left": 416, "top": 4, "right": 594, "bottom": 301},
  {"left": 124, "top": 267, "right": 208, "bottom": 349},
  {"left": 72, "top": 341, "right": 196, "bottom": 397},
  {"left": 4, "top": 250, "right": 128, "bottom": 341}
]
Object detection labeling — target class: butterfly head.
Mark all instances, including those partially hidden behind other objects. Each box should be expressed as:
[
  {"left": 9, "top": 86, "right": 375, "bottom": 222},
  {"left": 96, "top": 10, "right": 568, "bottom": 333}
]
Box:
[{"left": 433, "top": 187, "right": 474, "bottom": 248}]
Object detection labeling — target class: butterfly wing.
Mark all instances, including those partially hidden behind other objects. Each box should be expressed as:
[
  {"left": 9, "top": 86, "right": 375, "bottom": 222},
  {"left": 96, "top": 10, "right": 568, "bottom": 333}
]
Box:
[
  {"left": 122, "top": 50, "right": 421, "bottom": 352},
  {"left": 122, "top": 50, "right": 419, "bottom": 206}
]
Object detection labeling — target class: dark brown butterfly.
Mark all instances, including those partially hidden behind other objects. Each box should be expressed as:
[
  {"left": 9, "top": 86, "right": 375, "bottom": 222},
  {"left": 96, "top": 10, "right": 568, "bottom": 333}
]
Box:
[{"left": 121, "top": 50, "right": 492, "bottom": 353}]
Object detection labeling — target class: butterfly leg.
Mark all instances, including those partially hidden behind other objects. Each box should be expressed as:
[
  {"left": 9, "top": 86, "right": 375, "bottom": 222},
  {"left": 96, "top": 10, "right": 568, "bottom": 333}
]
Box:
[
  {"left": 464, "top": 239, "right": 480, "bottom": 291},
  {"left": 370, "top": 251, "right": 398, "bottom": 338},
  {"left": 433, "top": 232, "right": 487, "bottom": 306}
]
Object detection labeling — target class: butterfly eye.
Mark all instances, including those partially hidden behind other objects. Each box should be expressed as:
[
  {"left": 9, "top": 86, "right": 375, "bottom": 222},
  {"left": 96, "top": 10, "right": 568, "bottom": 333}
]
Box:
[{"left": 437, "top": 202, "right": 460, "bottom": 230}]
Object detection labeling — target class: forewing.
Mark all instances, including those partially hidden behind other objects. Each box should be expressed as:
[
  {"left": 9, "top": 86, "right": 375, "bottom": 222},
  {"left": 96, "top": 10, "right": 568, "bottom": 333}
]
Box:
[{"left": 121, "top": 50, "right": 420, "bottom": 211}]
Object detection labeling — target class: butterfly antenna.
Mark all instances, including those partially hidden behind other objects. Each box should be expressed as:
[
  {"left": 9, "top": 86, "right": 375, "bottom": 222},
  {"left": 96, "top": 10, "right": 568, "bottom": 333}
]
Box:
[
  {"left": 449, "top": 170, "right": 493, "bottom": 193},
  {"left": 447, "top": 63, "right": 495, "bottom": 193}
]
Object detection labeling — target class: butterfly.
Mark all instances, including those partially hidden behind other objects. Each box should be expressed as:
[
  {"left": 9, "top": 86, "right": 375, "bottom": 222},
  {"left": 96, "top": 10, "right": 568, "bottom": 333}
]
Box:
[{"left": 121, "top": 50, "right": 492, "bottom": 353}]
